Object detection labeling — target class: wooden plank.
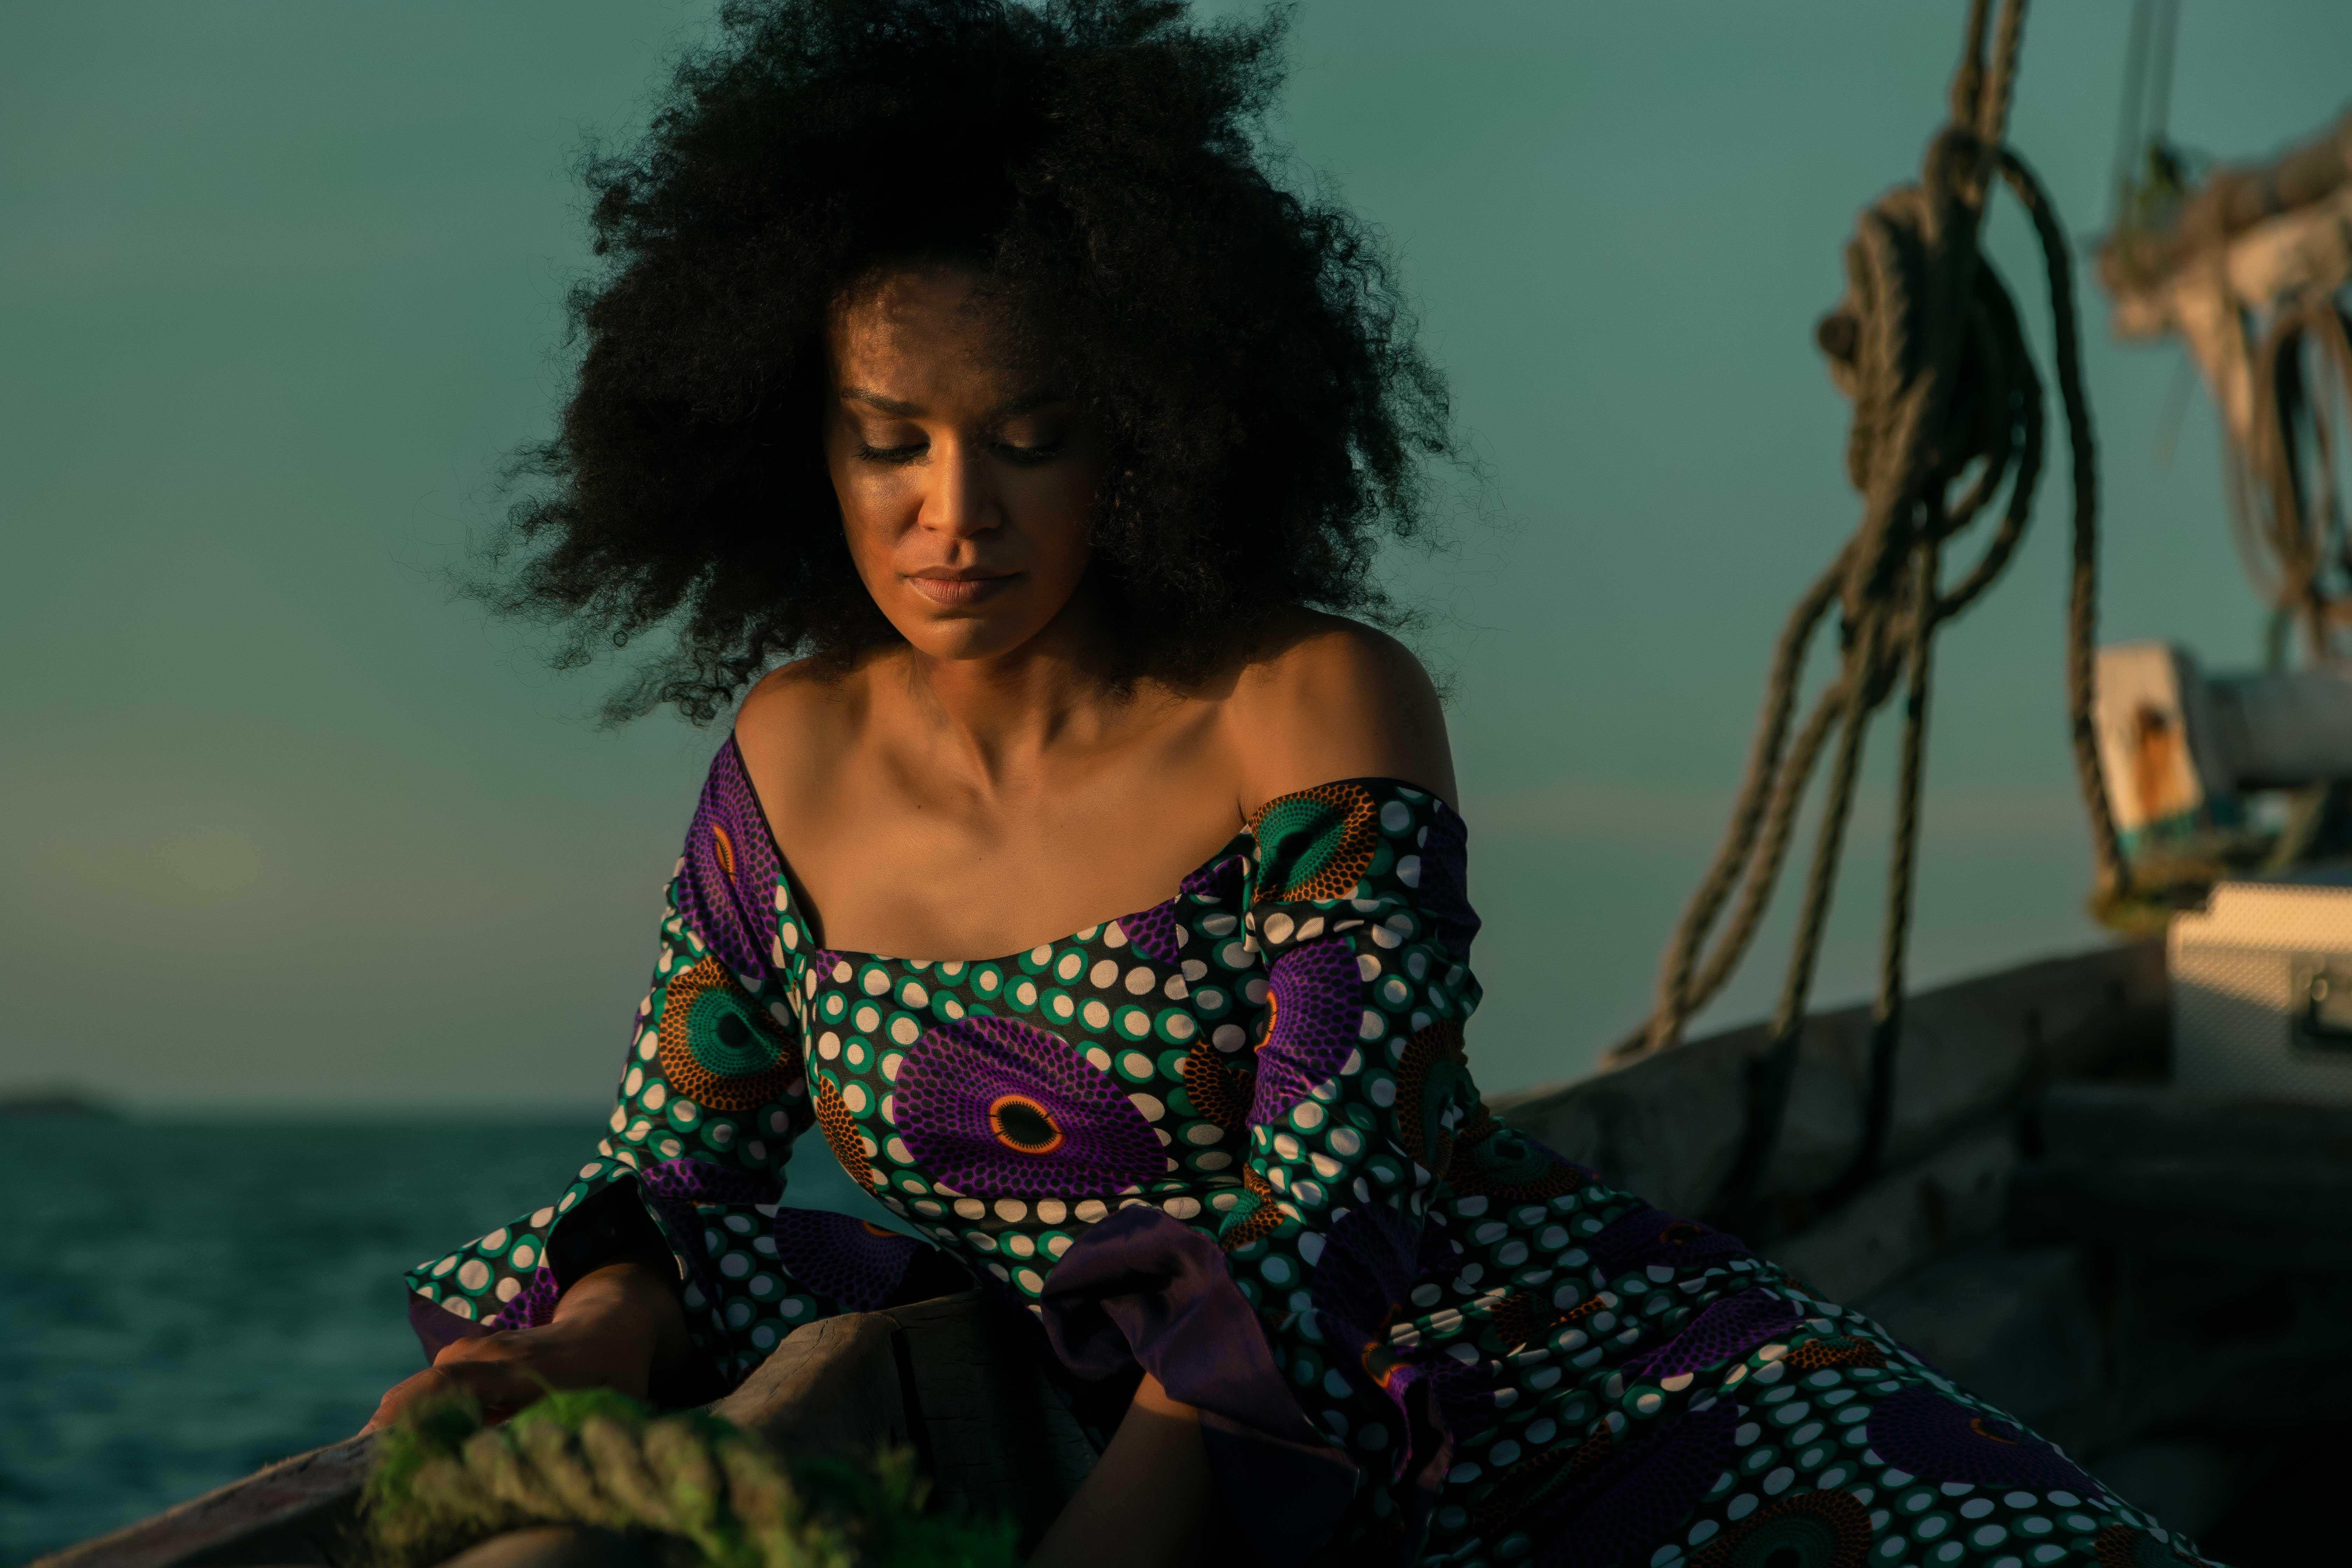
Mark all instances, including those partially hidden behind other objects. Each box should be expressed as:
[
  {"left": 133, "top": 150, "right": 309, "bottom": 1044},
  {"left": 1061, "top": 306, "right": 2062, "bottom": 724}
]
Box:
[
  {"left": 2034, "top": 1079, "right": 2352, "bottom": 1165},
  {"left": 436, "top": 1528, "right": 652, "bottom": 1568},
  {"left": 1764, "top": 1119, "right": 2020, "bottom": 1305},
  {"left": 1851, "top": 1246, "right": 2102, "bottom": 1434},
  {"left": 1489, "top": 941, "right": 2165, "bottom": 1224},
  {"left": 2012, "top": 1155, "right": 2352, "bottom": 1269},
  {"left": 35, "top": 1290, "right": 1102, "bottom": 1568},
  {"left": 708, "top": 1309, "right": 906, "bottom": 1456},
  {"left": 887, "top": 1291, "right": 1097, "bottom": 1544},
  {"left": 28, "top": 1436, "right": 374, "bottom": 1568}
]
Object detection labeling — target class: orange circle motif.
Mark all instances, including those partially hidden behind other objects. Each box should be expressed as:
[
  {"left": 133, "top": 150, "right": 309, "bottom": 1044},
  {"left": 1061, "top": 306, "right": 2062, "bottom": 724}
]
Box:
[
  {"left": 654, "top": 956, "right": 800, "bottom": 1112},
  {"left": 987, "top": 1093, "right": 1066, "bottom": 1155},
  {"left": 1247, "top": 782, "right": 1380, "bottom": 903}
]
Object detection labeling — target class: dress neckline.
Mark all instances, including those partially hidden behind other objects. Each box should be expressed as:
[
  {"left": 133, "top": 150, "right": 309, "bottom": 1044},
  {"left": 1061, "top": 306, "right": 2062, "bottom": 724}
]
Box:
[{"left": 722, "top": 732, "right": 1444, "bottom": 971}]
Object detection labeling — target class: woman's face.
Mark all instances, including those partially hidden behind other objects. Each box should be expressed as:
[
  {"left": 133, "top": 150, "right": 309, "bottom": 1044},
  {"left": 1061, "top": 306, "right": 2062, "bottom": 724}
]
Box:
[{"left": 824, "top": 265, "right": 1107, "bottom": 665}]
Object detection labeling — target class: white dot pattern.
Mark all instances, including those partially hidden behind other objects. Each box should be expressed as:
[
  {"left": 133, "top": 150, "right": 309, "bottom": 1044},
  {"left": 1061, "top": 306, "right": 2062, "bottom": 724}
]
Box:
[{"left": 403, "top": 758, "right": 2170, "bottom": 1566}]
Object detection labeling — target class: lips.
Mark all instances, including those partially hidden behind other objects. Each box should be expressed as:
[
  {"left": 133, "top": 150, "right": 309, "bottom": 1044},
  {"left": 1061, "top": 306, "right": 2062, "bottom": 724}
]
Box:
[{"left": 905, "top": 572, "right": 1016, "bottom": 608}]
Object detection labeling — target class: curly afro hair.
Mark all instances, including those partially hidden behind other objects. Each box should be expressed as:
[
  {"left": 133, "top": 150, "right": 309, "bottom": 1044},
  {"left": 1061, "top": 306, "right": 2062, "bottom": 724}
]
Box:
[{"left": 488, "top": 0, "right": 1452, "bottom": 723}]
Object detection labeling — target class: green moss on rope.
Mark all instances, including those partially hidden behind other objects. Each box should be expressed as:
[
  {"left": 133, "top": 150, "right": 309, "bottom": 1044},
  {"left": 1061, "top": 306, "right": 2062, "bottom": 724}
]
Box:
[{"left": 363, "top": 1390, "right": 1016, "bottom": 1568}]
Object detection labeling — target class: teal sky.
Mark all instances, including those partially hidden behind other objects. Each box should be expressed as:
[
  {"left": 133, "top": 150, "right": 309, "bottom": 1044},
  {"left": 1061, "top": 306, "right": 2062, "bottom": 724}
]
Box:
[{"left": 4, "top": 2, "right": 2345, "bottom": 1114}]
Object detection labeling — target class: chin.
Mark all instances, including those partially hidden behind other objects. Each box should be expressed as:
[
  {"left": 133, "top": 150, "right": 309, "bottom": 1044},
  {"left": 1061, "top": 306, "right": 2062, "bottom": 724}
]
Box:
[{"left": 902, "top": 614, "right": 1046, "bottom": 664}]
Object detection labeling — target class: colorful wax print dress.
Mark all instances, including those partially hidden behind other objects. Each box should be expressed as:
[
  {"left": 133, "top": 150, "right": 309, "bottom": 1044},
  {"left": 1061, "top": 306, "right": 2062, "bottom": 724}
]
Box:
[{"left": 408, "top": 742, "right": 2214, "bottom": 1568}]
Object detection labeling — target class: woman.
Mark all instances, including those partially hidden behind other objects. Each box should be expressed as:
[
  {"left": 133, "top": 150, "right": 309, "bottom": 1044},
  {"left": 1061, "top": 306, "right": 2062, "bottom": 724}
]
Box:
[{"left": 368, "top": 4, "right": 2203, "bottom": 1566}]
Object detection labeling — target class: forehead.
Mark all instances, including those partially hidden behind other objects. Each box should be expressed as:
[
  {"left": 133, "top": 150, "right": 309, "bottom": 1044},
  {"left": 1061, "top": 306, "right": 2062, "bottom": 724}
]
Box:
[{"left": 827, "top": 264, "right": 1028, "bottom": 396}]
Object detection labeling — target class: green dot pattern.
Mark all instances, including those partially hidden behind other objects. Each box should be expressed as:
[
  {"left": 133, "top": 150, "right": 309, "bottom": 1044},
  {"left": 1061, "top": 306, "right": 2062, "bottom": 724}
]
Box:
[{"left": 401, "top": 761, "right": 2185, "bottom": 1568}]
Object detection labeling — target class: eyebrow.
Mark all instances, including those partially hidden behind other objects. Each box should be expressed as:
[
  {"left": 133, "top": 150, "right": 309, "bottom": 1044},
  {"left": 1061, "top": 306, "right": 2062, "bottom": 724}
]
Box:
[{"left": 837, "top": 386, "right": 1064, "bottom": 420}]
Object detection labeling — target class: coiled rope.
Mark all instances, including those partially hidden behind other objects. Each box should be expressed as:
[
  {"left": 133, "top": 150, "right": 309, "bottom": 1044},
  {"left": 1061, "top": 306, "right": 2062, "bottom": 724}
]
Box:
[
  {"left": 1610, "top": 0, "right": 2124, "bottom": 1232},
  {"left": 362, "top": 1390, "right": 1015, "bottom": 1568}
]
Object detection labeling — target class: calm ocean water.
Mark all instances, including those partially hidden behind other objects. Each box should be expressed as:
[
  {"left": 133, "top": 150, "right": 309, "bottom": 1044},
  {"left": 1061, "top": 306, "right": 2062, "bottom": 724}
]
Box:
[{"left": 0, "top": 1113, "right": 886, "bottom": 1563}]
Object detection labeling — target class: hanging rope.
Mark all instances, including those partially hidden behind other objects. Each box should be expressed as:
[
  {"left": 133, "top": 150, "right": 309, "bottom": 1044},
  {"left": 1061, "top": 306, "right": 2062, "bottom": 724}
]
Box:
[
  {"left": 1606, "top": 0, "right": 2124, "bottom": 1234},
  {"left": 2242, "top": 296, "right": 2352, "bottom": 663},
  {"left": 361, "top": 1389, "right": 1016, "bottom": 1568}
]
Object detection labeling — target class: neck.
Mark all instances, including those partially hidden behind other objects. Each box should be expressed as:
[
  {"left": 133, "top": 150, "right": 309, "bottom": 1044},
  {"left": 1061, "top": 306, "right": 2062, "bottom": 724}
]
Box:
[{"left": 893, "top": 591, "right": 1133, "bottom": 788}]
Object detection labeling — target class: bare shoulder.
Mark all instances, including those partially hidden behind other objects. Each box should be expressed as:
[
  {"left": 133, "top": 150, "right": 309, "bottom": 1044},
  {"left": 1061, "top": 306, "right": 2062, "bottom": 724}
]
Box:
[
  {"left": 732, "top": 655, "right": 870, "bottom": 795},
  {"left": 1223, "top": 610, "right": 1456, "bottom": 810}
]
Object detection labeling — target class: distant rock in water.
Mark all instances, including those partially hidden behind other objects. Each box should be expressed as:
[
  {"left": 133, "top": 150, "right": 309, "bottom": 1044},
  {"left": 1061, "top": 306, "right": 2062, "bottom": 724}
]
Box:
[{"left": 0, "top": 1085, "right": 119, "bottom": 1116}]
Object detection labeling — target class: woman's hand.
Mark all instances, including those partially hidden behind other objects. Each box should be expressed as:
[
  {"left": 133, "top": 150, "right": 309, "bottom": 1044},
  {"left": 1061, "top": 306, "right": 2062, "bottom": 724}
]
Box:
[{"left": 360, "top": 1255, "right": 693, "bottom": 1435}]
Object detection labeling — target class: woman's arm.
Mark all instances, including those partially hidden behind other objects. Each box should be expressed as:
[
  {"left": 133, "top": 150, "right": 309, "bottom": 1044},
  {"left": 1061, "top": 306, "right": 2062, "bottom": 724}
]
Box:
[
  {"left": 1028, "top": 1376, "right": 1217, "bottom": 1568},
  {"left": 362, "top": 1250, "right": 694, "bottom": 1433}
]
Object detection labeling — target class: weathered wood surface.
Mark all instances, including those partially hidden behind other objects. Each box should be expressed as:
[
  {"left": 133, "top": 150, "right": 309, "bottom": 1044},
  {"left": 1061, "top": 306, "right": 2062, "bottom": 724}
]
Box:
[
  {"left": 28, "top": 1435, "right": 376, "bottom": 1568},
  {"left": 1766, "top": 1119, "right": 2019, "bottom": 1305},
  {"left": 711, "top": 1288, "right": 1097, "bottom": 1540},
  {"left": 2012, "top": 1080, "right": 2352, "bottom": 1269},
  {"left": 436, "top": 1527, "right": 653, "bottom": 1568},
  {"left": 882, "top": 1290, "right": 1098, "bottom": 1535},
  {"left": 1490, "top": 940, "right": 2166, "bottom": 1223},
  {"left": 709, "top": 1309, "right": 905, "bottom": 1455},
  {"left": 1853, "top": 1080, "right": 2352, "bottom": 1484},
  {"left": 34, "top": 1291, "right": 1097, "bottom": 1568}
]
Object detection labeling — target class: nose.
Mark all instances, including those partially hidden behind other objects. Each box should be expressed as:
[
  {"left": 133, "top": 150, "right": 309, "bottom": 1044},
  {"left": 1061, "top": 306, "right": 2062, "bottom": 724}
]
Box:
[{"left": 919, "top": 434, "right": 1002, "bottom": 542}]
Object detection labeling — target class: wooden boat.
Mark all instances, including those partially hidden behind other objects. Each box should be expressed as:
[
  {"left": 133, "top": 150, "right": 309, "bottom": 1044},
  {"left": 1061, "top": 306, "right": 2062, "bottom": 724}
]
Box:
[
  {"left": 38, "top": 11, "right": 2352, "bottom": 1566},
  {"left": 42, "top": 934, "right": 2352, "bottom": 1565}
]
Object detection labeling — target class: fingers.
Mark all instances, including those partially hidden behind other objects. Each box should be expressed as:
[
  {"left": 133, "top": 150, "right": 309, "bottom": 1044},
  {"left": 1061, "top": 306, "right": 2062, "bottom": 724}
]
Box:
[
  {"left": 358, "top": 1345, "right": 554, "bottom": 1437},
  {"left": 432, "top": 1354, "right": 555, "bottom": 1420},
  {"left": 359, "top": 1365, "right": 453, "bottom": 1436},
  {"left": 362, "top": 1318, "right": 661, "bottom": 1440}
]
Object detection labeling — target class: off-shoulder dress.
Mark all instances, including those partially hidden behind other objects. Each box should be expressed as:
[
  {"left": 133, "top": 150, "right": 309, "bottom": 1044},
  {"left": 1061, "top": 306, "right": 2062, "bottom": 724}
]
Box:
[{"left": 405, "top": 741, "right": 2206, "bottom": 1568}]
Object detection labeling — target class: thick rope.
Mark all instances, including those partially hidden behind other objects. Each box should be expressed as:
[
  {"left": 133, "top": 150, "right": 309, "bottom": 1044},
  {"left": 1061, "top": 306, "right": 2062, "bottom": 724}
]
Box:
[
  {"left": 1612, "top": 0, "right": 2123, "bottom": 1232},
  {"left": 361, "top": 1391, "right": 1016, "bottom": 1568},
  {"left": 2247, "top": 297, "right": 2352, "bottom": 660},
  {"left": 2001, "top": 148, "right": 2130, "bottom": 913}
]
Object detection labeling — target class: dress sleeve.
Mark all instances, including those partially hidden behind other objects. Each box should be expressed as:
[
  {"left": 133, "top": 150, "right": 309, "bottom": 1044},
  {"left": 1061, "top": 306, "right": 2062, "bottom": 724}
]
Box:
[
  {"left": 1224, "top": 783, "right": 1488, "bottom": 1513},
  {"left": 1039, "top": 781, "right": 1490, "bottom": 1566},
  {"left": 401, "top": 739, "right": 938, "bottom": 1396}
]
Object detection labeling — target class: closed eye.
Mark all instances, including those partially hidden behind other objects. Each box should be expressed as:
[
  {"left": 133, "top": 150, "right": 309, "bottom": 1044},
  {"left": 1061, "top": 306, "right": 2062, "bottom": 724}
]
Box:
[
  {"left": 992, "top": 437, "right": 1066, "bottom": 466},
  {"left": 855, "top": 440, "right": 927, "bottom": 465}
]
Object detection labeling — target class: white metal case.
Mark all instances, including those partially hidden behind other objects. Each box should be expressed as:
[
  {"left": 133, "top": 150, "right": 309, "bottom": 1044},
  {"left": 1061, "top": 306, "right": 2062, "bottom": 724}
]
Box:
[{"left": 2170, "top": 872, "right": 2352, "bottom": 1100}]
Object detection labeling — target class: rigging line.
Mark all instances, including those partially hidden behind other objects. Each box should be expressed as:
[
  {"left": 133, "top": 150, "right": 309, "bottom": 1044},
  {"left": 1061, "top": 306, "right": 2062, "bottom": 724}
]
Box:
[
  {"left": 2146, "top": 0, "right": 2181, "bottom": 159},
  {"left": 2111, "top": 0, "right": 2154, "bottom": 228},
  {"left": 1623, "top": 0, "right": 2122, "bottom": 1232},
  {"left": 2152, "top": 354, "right": 2195, "bottom": 470}
]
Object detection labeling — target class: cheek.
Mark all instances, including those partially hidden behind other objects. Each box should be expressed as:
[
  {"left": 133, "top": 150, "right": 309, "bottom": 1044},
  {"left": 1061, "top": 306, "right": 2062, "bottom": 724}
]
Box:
[
  {"left": 828, "top": 463, "right": 908, "bottom": 567},
  {"left": 1017, "top": 467, "right": 1104, "bottom": 574}
]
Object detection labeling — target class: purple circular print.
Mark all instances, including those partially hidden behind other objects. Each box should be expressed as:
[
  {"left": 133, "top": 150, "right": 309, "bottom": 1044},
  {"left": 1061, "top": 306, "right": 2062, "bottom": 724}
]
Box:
[
  {"left": 1414, "top": 807, "right": 1482, "bottom": 961},
  {"left": 1623, "top": 1288, "right": 1801, "bottom": 1381},
  {"left": 639, "top": 1156, "right": 780, "bottom": 1208},
  {"left": 1120, "top": 899, "right": 1184, "bottom": 965},
  {"left": 488, "top": 1264, "right": 561, "bottom": 1331},
  {"left": 1588, "top": 1205, "right": 1750, "bottom": 1278},
  {"left": 1532, "top": 1397, "right": 1739, "bottom": 1568},
  {"left": 1311, "top": 1205, "right": 1420, "bottom": 1344},
  {"left": 1863, "top": 1384, "right": 2098, "bottom": 1490},
  {"left": 770, "top": 1208, "right": 919, "bottom": 1312},
  {"left": 1249, "top": 936, "right": 1364, "bottom": 1124},
  {"left": 896, "top": 1014, "right": 1163, "bottom": 1197},
  {"left": 677, "top": 740, "right": 785, "bottom": 980},
  {"left": 1184, "top": 853, "right": 1246, "bottom": 905}
]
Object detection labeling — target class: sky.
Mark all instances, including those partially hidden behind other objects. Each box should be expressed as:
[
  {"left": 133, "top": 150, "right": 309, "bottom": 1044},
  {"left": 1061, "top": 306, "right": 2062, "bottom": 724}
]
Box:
[{"left": 2, "top": 1, "right": 2346, "bottom": 1114}]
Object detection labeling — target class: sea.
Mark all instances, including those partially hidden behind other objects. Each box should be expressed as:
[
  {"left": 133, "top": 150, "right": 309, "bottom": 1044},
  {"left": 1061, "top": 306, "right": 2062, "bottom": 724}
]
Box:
[{"left": 0, "top": 1111, "right": 882, "bottom": 1564}]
